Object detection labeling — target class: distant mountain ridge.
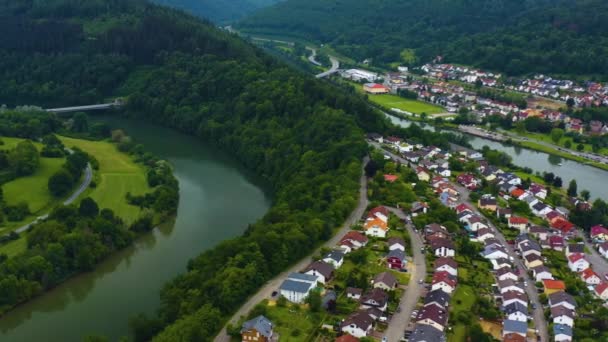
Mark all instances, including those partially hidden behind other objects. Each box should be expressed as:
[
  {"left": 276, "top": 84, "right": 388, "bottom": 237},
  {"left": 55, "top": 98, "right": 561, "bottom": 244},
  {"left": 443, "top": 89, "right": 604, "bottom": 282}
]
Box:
[
  {"left": 239, "top": 0, "right": 608, "bottom": 78},
  {"left": 152, "top": 0, "right": 280, "bottom": 23}
]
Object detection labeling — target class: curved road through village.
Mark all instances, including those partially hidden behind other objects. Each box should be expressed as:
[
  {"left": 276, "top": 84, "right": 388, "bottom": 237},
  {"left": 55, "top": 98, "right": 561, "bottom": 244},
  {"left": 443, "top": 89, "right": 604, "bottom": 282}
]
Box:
[{"left": 214, "top": 157, "right": 369, "bottom": 342}]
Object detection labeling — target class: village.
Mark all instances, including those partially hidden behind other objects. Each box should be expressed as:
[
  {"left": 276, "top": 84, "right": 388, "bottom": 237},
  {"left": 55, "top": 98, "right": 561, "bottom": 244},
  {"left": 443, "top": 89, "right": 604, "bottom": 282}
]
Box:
[
  {"left": 338, "top": 63, "right": 608, "bottom": 138},
  {"left": 235, "top": 131, "right": 608, "bottom": 342}
]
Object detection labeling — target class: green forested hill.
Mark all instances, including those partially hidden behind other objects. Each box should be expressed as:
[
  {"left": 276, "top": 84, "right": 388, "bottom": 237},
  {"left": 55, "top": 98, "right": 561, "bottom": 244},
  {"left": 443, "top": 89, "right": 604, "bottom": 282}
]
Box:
[
  {"left": 152, "top": 0, "right": 280, "bottom": 24},
  {"left": 239, "top": 0, "right": 608, "bottom": 77}
]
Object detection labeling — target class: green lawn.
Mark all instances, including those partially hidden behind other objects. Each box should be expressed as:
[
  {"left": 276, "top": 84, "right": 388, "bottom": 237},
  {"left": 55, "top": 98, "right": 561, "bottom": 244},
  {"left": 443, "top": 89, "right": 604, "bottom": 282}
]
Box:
[
  {"left": 59, "top": 136, "right": 149, "bottom": 223},
  {"left": 448, "top": 284, "right": 476, "bottom": 342},
  {"left": 264, "top": 304, "right": 321, "bottom": 342},
  {"left": 0, "top": 238, "right": 27, "bottom": 257}
]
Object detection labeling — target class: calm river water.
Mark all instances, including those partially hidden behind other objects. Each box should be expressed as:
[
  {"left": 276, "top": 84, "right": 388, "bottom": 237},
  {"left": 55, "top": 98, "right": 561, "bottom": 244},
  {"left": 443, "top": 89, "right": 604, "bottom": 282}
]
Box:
[{"left": 0, "top": 116, "right": 271, "bottom": 341}]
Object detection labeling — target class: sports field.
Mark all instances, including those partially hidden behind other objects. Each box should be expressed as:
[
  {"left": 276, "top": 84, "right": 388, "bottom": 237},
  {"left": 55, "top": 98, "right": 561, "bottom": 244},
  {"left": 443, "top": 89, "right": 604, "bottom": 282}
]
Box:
[
  {"left": 60, "top": 136, "right": 149, "bottom": 223},
  {"left": 369, "top": 94, "right": 444, "bottom": 114}
]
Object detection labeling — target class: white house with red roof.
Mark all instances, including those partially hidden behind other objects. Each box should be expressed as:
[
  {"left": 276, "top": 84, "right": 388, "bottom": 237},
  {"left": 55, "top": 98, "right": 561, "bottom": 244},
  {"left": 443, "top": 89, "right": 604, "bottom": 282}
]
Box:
[
  {"left": 594, "top": 282, "right": 608, "bottom": 300},
  {"left": 340, "top": 231, "right": 369, "bottom": 250},
  {"left": 568, "top": 253, "right": 590, "bottom": 272},
  {"left": 580, "top": 268, "right": 601, "bottom": 285},
  {"left": 363, "top": 83, "right": 389, "bottom": 94},
  {"left": 368, "top": 206, "right": 389, "bottom": 223},
  {"left": 508, "top": 216, "right": 528, "bottom": 232},
  {"left": 431, "top": 271, "right": 457, "bottom": 294}
]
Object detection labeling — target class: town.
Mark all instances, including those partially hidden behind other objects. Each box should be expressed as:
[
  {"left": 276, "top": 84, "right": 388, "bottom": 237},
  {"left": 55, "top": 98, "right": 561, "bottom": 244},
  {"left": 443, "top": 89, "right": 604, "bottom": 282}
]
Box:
[{"left": 232, "top": 129, "right": 608, "bottom": 342}]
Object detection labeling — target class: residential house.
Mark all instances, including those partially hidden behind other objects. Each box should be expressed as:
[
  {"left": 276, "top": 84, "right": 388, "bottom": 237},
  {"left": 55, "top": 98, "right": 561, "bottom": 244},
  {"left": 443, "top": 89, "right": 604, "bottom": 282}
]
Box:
[
  {"left": 428, "top": 237, "right": 456, "bottom": 257},
  {"left": 346, "top": 287, "right": 362, "bottom": 300},
  {"left": 416, "top": 167, "right": 431, "bottom": 182},
  {"left": 478, "top": 197, "right": 498, "bottom": 212},
  {"left": 599, "top": 242, "right": 608, "bottom": 258},
  {"left": 594, "top": 282, "right": 608, "bottom": 300},
  {"left": 498, "top": 279, "right": 525, "bottom": 294},
  {"left": 241, "top": 315, "right": 274, "bottom": 342},
  {"left": 279, "top": 273, "right": 318, "bottom": 303},
  {"left": 529, "top": 183, "right": 547, "bottom": 200},
  {"left": 532, "top": 202, "right": 552, "bottom": 217},
  {"left": 431, "top": 271, "right": 457, "bottom": 294},
  {"left": 360, "top": 288, "right": 389, "bottom": 311},
  {"left": 491, "top": 258, "right": 512, "bottom": 270},
  {"left": 424, "top": 289, "right": 451, "bottom": 309},
  {"left": 408, "top": 324, "right": 446, "bottom": 342},
  {"left": 502, "top": 319, "right": 528, "bottom": 338},
  {"left": 503, "top": 302, "right": 528, "bottom": 322},
  {"left": 567, "top": 253, "right": 589, "bottom": 272},
  {"left": 553, "top": 324, "right": 573, "bottom": 342},
  {"left": 368, "top": 206, "right": 389, "bottom": 223},
  {"left": 543, "top": 279, "right": 566, "bottom": 295},
  {"left": 416, "top": 303, "right": 448, "bottom": 331},
  {"left": 424, "top": 223, "right": 449, "bottom": 240},
  {"left": 519, "top": 240, "right": 542, "bottom": 258},
  {"left": 411, "top": 201, "right": 429, "bottom": 215},
  {"left": 304, "top": 261, "right": 335, "bottom": 284},
  {"left": 373, "top": 272, "right": 398, "bottom": 291},
  {"left": 340, "top": 311, "right": 373, "bottom": 338},
  {"left": 483, "top": 245, "right": 509, "bottom": 260},
  {"left": 551, "top": 305, "right": 575, "bottom": 327},
  {"left": 387, "top": 237, "right": 405, "bottom": 251},
  {"left": 524, "top": 254, "right": 544, "bottom": 270},
  {"left": 387, "top": 249, "right": 406, "bottom": 270},
  {"left": 465, "top": 215, "right": 487, "bottom": 232},
  {"left": 496, "top": 267, "right": 518, "bottom": 282},
  {"left": 566, "top": 243, "right": 585, "bottom": 256},
  {"left": 323, "top": 250, "right": 345, "bottom": 268},
  {"left": 508, "top": 217, "right": 528, "bottom": 232},
  {"left": 551, "top": 218, "right": 575, "bottom": 235},
  {"left": 502, "top": 291, "right": 528, "bottom": 308},
  {"left": 580, "top": 268, "right": 601, "bottom": 285},
  {"left": 549, "top": 292, "right": 576, "bottom": 310},
  {"left": 435, "top": 257, "right": 458, "bottom": 276},
  {"left": 503, "top": 333, "right": 526, "bottom": 342},
  {"left": 528, "top": 225, "right": 549, "bottom": 240},
  {"left": 340, "top": 231, "right": 369, "bottom": 250},
  {"left": 457, "top": 173, "right": 479, "bottom": 190},
  {"left": 591, "top": 225, "right": 608, "bottom": 242},
  {"left": 476, "top": 227, "right": 495, "bottom": 243},
  {"left": 455, "top": 203, "right": 473, "bottom": 215},
  {"left": 549, "top": 235, "right": 565, "bottom": 251},
  {"left": 497, "top": 207, "right": 513, "bottom": 219},
  {"left": 531, "top": 265, "right": 553, "bottom": 282},
  {"left": 364, "top": 218, "right": 388, "bottom": 238}
]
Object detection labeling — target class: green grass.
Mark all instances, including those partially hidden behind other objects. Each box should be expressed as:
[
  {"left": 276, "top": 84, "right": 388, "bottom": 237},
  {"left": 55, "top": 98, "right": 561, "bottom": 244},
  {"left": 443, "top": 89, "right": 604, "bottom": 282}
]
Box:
[
  {"left": 264, "top": 304, "right": 321, "bottom": 341},
  {"left": 515, "top": 130, "right": 608, "bottom": 156},
  {"left": 448, "top": 284, "right": 476, "bottom": 342},
  {"left": 369, "top": 94, "right": 444, "bottom": 114},
  {"left": 515, "top": 140, "right": 608, "bottom": 171},
  {"left": 0, "top": 238, "right": 27, "bottom": 257},
  {"left": 59, "top": 136, "right": 149, "bottom": 223}
]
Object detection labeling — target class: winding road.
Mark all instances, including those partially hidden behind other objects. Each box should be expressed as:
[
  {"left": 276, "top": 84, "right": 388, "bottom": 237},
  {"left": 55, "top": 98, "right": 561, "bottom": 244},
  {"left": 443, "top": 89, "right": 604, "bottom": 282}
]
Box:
[
  {"left": 214, "top": 157, "right": 369, "bottom": 342},
  {"left": 384, "top": 207, "right": 426, "bottom": 342},
  {"left": 307, "top": 47, "right": 322, "bottom": 66},
  {"left": 316, "top": 56, "right": 340, "bottom": 78},
  {"left": 13, "top": 161, "right": 92, "bottom": 235}
]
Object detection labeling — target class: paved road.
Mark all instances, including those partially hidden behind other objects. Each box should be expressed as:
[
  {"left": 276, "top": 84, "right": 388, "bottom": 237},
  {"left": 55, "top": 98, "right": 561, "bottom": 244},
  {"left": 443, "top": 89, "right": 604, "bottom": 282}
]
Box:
[
  {"left": 316, "top": 56, "right": 340, "bottom": 78},
  {"left": 214, "top": 157, "right": 369, "bottom": 342},
  {"left": 384, "top": 208, "right": 426, "bottom": 342},
  {"left": 12, "top": 160, "right": 92, "bottom": 235},
  {"left": 579, "top": 233, "right": 608, "bottom": 277},
  {"left": 46, "top": 102, "right": 121, "bottom": 114},
  {"left": 307, "top": 47, "right": 322, "bottom": 66},
  {"left": 372, "top": 142, "right": 549, "bottom": 342}
]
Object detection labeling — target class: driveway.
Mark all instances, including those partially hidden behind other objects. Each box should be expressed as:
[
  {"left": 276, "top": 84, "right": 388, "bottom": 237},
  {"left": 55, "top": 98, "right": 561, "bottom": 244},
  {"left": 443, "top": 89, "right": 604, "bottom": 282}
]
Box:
[
  {"left": 214, "top": 157, "right": 369, "bottom": 342},
  {"left": 383, "top": 207, "right": 427, "bottom": 342}
]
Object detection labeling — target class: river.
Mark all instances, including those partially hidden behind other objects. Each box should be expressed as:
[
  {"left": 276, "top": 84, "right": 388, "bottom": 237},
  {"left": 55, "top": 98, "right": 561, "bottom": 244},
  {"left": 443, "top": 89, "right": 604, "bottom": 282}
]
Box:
[
  {"left": 387, "top": 114, "right": 608, "bottom": 200},
  {"left": 0, "top": 116, "right": 272, "bottom": 341}
]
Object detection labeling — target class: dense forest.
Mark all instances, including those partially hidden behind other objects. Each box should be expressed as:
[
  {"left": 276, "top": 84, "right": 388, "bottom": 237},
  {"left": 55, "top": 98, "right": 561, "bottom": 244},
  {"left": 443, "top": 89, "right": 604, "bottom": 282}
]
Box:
[
  {"left": 239, "top": 0, "right": 608, "bottom": 78},
  {"left": 152, "top": 0, "right": 280, "bottom": 24},
  {"left": 0, "top": 0, "right": 470, "bottom": 339}
]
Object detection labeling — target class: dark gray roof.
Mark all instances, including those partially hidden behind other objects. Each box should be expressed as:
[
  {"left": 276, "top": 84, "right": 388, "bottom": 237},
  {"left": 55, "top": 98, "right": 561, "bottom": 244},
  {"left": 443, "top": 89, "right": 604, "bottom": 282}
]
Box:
[
  {"left": 287, "top": 272, "right": 318, "bottom": 283},
  {"left": 322, "top": 290, "right": 336, "bottom": 308},
  {"left": 304, "top": 261, "right": 335, "bottom": 279},
  {"left": 549, "top": 292, "right": 576, "bottom": 307},
  {"left": 241, "top": 315, "right": 273, "bottom": 338},
  {"left": 567, "top": 243, "right": 585, "bottom": 253},
  {"left": 374, "top": 271, "right": 398, "bottom": 288},
  {"left": 503, "top": 302, "right": 527, "bottom": 315},
  {"left": 280, "top": 279, "right": 313, "bottom": 293},
  {"left": 409, "top": 324, "right": 446, "bottom": 342},
  {"left": 424, "top": 289, "right": 450, "bottom": 308},
  {"left": 503, "top": 319, "right": 528, "bottom": 334},
  {"left": 324, "top": 250, "right": 345, "bottom": 263},
  {"left": 387, "top": 249, "right": 405, "bottom": 260}
]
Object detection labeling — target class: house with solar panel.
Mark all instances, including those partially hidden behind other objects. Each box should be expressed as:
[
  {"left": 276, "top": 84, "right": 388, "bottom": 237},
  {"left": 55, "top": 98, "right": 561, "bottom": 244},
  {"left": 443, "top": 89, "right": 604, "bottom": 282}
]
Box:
[
  {"left": 279, "top": 273, "right": 318, "bottom": 303},
  {"left": 241, "top": 315, "right": 274, "bottom": 342}
]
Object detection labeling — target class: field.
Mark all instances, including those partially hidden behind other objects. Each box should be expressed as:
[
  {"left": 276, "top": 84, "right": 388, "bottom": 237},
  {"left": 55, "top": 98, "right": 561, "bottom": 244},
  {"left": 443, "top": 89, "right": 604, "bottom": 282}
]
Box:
[
  {"left": 59, "top": 136, "right": 149, "bottom": 223},
  {"left": 369, "top": 94, "right": 444, "bottom": 115},
  {"left": 447, "top": 284, "right": 476, "bottom": 342}
]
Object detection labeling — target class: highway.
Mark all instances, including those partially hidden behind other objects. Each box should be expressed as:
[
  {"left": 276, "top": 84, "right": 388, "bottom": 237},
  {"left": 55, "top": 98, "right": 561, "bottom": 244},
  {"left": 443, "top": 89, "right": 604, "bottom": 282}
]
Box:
[
  {"left": 214, "top": 157, "right": 369, "bottom": 342},
  {"left": 384, "top": 207, "right": 426, "bottom": 342}
]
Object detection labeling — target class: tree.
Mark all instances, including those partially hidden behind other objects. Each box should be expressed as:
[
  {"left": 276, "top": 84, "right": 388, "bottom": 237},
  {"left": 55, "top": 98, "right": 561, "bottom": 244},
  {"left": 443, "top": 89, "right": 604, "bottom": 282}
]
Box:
[
  {"left": 79, "top": 197, "right": 99, "bottom": 217},
  {"left": 577, "top": 143, "right": 585, "bottom": 151},
  {"left": 111, "top": 129, "right": 126, "bottom": 143},
  {"left": 9, "top": 140, "right": 40, "bottom": 176},
  {"left": 564, "top": 140, "right": 572, "bottom": 149},
  {"left": 568, "top": 179, "right": 578, "bottom": 197},
  {"left": 566, "top": 98, "right": 575, "bottom": 109},
  {"left": 48, "top": 169, "right": 74, "bottom": 197},
  {"left": 72, "top": 112, "right": 89, "bottom": 132},
  {"left": 553, "top": 176, "right": 563, "bottom": 188},
  {"left": 581, "top": 190, "right": 591, "bottom": 201},
  {"left": 306, "top": 289, "right": 322, "bottom": 312},
  {"left": 550, "top": 128, "right": 564, "bottom": 144}
]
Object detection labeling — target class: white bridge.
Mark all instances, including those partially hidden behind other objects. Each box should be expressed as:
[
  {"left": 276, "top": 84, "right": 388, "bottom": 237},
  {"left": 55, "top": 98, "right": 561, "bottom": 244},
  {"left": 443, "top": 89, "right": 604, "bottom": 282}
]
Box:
[{"left": 46, "top": 100, "right": 123, "bottom": 114}]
